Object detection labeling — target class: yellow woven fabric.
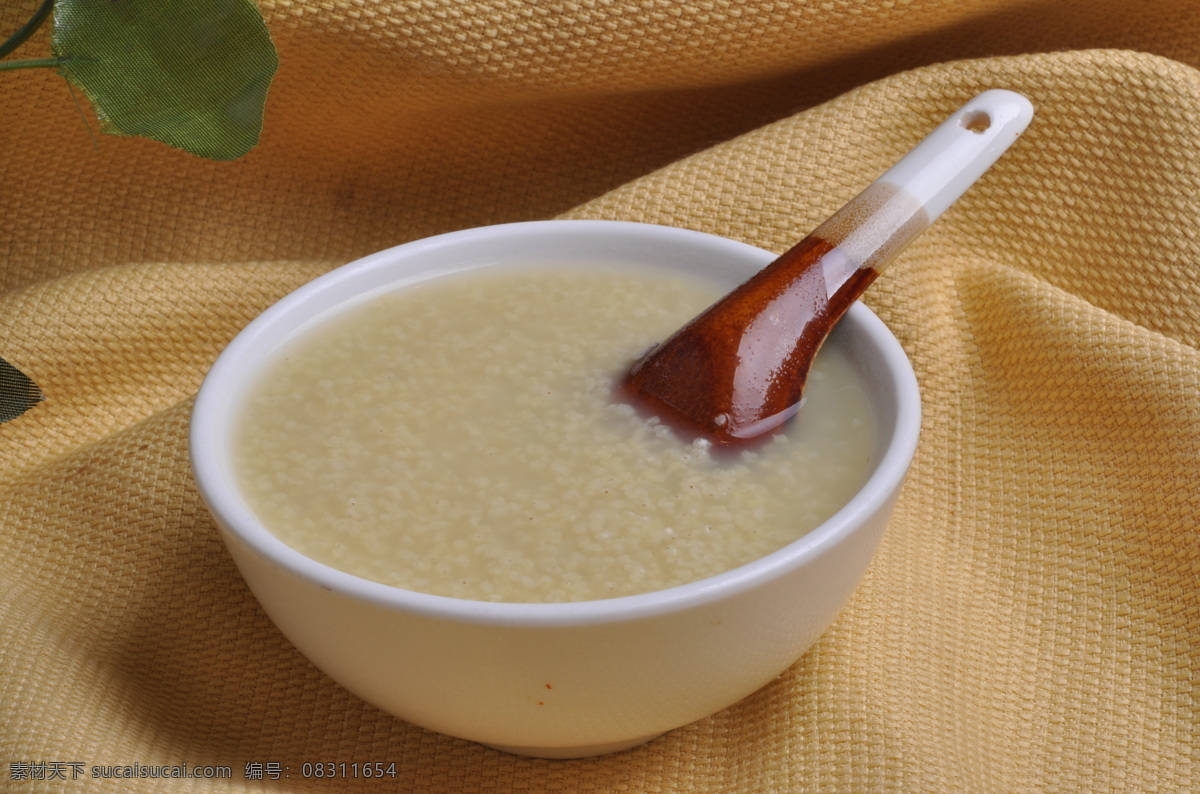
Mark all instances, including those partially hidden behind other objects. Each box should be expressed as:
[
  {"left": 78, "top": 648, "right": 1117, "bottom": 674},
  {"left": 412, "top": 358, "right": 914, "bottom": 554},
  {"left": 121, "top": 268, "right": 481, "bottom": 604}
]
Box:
[{"left": 3, "top": 0, "right": 1198, "bottom": 790}]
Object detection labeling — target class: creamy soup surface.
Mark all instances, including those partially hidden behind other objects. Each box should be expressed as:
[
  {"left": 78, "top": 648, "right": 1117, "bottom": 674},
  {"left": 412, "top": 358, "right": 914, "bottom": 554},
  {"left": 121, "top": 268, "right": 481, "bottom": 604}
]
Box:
[{"left": 233, "top": 264, "right": 875, "bottom": 602}]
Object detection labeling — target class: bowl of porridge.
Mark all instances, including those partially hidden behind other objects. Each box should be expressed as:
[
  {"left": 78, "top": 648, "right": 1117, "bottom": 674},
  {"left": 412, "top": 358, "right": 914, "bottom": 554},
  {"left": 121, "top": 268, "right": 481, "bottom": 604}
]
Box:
[{"left": 190, "top": 220, "right": 921, "bottom": 758}]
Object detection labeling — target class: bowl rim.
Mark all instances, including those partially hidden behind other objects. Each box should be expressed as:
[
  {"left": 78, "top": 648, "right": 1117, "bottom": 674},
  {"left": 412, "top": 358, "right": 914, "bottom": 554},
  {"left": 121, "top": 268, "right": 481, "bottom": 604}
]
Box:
[{"left": 190, "top": 219, "right": 921, "bottom": 628}]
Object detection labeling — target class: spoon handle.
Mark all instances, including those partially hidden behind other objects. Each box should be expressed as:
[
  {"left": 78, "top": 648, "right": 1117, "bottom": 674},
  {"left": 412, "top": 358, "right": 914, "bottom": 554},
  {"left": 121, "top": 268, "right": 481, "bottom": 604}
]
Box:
[
  {"left": 879, "top": 89, "right": 1035, "bottom": 222},
  {"left": 811, "top": 89, "right": 1035, "bottom": 277}
]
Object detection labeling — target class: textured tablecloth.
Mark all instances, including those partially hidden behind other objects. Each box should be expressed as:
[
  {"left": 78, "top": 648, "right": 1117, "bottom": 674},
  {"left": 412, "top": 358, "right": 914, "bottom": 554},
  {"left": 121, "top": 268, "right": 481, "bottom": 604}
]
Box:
[{"left": 2, "top": 0, "right": 1197, "bottom": 790}]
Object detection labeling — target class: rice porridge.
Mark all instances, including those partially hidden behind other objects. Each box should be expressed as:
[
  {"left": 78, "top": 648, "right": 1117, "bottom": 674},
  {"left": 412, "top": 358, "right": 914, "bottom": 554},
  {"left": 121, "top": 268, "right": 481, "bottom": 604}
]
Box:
[{"left": 232, "top": 264, "right": 875, "bottom": 602}]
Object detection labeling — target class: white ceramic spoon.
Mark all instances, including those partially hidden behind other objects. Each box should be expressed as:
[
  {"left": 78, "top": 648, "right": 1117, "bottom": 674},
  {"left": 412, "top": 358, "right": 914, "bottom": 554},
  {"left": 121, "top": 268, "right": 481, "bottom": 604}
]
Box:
[{"left": 620, "top": 89, "right": 1035, "bottom": 448}]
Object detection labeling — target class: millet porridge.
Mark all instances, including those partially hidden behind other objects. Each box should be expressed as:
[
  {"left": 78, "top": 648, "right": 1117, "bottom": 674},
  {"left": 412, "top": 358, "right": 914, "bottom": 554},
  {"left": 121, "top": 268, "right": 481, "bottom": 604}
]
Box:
[{"left": 232, "top": 264, "right": 875, "bottom": 602}]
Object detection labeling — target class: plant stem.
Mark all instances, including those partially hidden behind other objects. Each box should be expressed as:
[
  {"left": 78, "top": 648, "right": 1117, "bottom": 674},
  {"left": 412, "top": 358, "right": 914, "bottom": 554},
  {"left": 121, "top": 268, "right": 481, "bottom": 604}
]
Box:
[
  {"left": 0, "top": 57, "right": 66, "bottom": 72},
  {"left": 0, "top": 0, "right": 55, "bottom": 61}
]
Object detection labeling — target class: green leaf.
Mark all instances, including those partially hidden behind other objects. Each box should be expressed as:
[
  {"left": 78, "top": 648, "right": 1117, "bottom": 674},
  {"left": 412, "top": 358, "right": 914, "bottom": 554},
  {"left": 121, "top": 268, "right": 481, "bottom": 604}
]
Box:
[
  {"left": 0, "top": 358, "right": 43, "bottom": 424},
  {"left": 51, "top": 0, "right": 278, "bottom": 160}
]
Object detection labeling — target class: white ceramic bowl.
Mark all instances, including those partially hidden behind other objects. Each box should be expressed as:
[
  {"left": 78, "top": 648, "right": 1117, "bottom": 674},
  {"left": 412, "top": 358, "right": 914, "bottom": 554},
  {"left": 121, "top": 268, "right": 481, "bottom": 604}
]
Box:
[{"left": 190, "top": 220, "right": 921, "bottom": 758}]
